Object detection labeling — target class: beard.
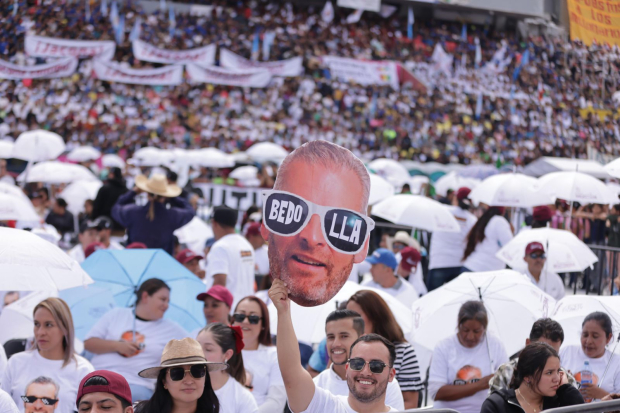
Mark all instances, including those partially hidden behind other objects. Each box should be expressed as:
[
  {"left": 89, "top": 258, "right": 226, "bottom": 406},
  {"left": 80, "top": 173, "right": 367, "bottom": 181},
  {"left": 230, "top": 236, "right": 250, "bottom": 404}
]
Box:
[{"left": 347, "top": 373, "right": 389, "bottom": 403}]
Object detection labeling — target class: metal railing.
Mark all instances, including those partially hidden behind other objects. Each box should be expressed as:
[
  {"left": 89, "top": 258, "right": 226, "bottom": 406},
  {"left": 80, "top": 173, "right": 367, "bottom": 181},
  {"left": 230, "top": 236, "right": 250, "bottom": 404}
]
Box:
[
  {"left": 575, "top": 244, "right": 620, "bottom": 296},
  {"left": 395, "top": 410, "right": 459, "bottom": 413},
  {"left": 545, "top": 399, "right": 620, "bottom": 412}
]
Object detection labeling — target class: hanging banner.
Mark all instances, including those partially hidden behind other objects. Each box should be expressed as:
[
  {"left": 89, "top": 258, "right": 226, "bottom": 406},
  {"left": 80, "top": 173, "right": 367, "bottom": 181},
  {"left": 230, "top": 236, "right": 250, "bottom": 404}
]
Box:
[
  {"left": 132, "top": 39, "right": 216, "bottom": 65},
  {"left": 337, "top": 0, "right": 380, "bottom": 12},
  {"left": 0, "top": 57, "right": 78, "bottom": 79},
  {"left": 193, "top": 183, "right": 263, "bottom": 212},
  {"left": 567, "top": 0, "right": 620, "bottom": 46},
  {"left": 186, "top": 64, "right": 272, "bottom": 87},
  {"left": 322, "top": 56, "right": 399, "bottom": 90},
  {"left": 25, "top": 36, "right": 115, "bottom": 60},
  {"left": 219, "top": 49, "right": 303, "bottom": 77},
  {"left": 92, "top": 60, "right": 183, "bottom": 85}
]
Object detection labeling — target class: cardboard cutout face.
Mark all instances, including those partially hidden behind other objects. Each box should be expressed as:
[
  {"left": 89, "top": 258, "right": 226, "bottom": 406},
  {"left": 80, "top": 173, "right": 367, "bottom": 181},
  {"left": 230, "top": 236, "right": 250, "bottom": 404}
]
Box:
[{"left": 260, "top": 141, "right": 372, "bottom": 307}]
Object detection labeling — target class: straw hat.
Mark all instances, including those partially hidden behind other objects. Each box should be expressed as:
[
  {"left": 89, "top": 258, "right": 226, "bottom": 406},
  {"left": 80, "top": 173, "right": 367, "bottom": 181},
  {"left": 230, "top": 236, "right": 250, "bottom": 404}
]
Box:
[
  {"left": 138, "top": 338, "right": 227, "bottom": 378},
  {"left": 135, "top": 173, "right": 182, "bottom": 198},
  {"left": 393, "top": 231, "right": 421, "bottom": 251}
]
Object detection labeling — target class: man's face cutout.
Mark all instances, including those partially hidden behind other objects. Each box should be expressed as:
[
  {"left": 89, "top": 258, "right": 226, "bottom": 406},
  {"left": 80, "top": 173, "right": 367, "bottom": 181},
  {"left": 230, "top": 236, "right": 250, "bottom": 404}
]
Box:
[
  {"left": 261, "top": 158, "right": 372, "bottom": 307},
  {"left": 23, "top": 382, "right": 58, "bottom": 413}
]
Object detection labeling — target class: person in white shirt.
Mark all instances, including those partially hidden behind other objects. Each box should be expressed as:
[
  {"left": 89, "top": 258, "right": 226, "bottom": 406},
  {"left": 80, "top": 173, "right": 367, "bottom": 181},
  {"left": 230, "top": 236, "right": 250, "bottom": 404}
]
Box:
[
  {"left": 206, "top": 207, "right": 255, "bottom": 311},
  {"left": 196, "top": 323, "right": 259, "bottom": 413},
  {"left": 0, "top": 160, "right": 15, "bottom": 185},
  {"left": 522, "top": 242, "right": 565, "bottom": 301},
  {"left": 94, "top": 216, "right": 125, "bottom": 250},
  {"left": 462, "top": 206, "right": 513, "bottom": 273},
  {"left": 1, "top": 298, "right": 94, "bottom": 413},
  {"left": 361, "top": 248, "right": 418, "bottom": 307},
  {"left": 84, "top": 279, "right": 188, "bottom": 402},
  {"left": 67, "top": 220, "right": 99, "bottom": 264},
  {"left": 245, "top": 222, "right": 269, "bottom": 277},
  {"left": 0, "top": 389, "right": 17, "bottom": 413},
  {"left": 176, "top": 249, "right": 206, "bottom": 280},
  {"left": 397, "top": 247, "right": 427, "bottom": 296},
  {"left": 313, "top": 310, "right": 405, "bottom": 410},
  {"left": 269, "top": 279, "right": 400, "bottom": 413}
]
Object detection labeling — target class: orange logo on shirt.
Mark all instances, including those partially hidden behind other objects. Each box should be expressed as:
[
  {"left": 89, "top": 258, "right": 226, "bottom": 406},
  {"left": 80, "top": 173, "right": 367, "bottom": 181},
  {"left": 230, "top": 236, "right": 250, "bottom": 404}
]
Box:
[
  {"left": 453, "top": 365, "right": 482, "bottom": 385},
  {"left": 120, "top": 331, "right": 145, "bottom": 357},
  {"left": 574, "top": 371, "right": 599, "bottom": 388}
]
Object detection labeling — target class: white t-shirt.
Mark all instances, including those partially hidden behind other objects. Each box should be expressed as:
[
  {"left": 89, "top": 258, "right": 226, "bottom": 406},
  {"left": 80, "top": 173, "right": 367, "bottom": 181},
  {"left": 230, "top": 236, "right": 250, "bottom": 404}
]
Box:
[
  {"left": 463, "top": 215, "right": 513, "bottom": 272},
  {"left": 429, "top": 206, "right": 477, "bottom": 270},
  {"left": 242, "top": 345, "right": 285, "bottom": 408},
  {"left": 67, "top": 245, "right": 85, "bottom": 263},
  {"left": 560, "top": 345, "right": 620, "bottom": 397},
  {"left": 428, "top": 334, "right": 508, "bottom": 413},
  {"left": 0, "top": 346, "right": 6, "bottom": 379},
  {"left": 361, "top": 277, "right": 418, "bottom": 307},
  {"left": 254, "top": 245, "right": 270, "bottom": 276},
  {"left": 1, "top": 350, "right": 94, "bottom": 413},
  {"left": 215, "top": 375, "right": 259, "bottom": 413},
  {"left": 85, "top": 308, "right": 188, "bottom": 390},
  {"left": 206, "top": 234, "right": 255, "bottom": 310},
  {"left": 0, "top": 389, "right": 17, "bottom": 413},
  {"left": 405, "top": 265, "right": 428, "bottom": 296},
  {"left": 313, "top": 365, "right": 404, "bottom": 410},
  {"left": 300, "top": 386, "right": 398, "bottom": 413},
  {"left": 348, "top": 262, "right": 371, "bottom": 284},
  {"left": 525, "top": 268, "right": 565, "bottom": 301}
]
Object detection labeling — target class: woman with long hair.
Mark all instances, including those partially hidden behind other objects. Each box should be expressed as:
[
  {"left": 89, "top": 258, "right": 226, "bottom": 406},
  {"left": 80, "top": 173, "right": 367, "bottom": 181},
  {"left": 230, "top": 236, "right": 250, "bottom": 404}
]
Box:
[
  {"left": 462, "top": 206, "right": 513, "bottom": 272},
  {"left": 346, "top": 290, "right": 423, "bottom": 409},
  {"left": 1, "top": 298, "right": 94, "bottom": 413},
  {"left": 232, "top": 296, "right": 286, "bottom": 413},
  {"left": 482, "top": 342, "right": 583, "bottom": 412},
  {"left": 135, "top": 338, "right": 225, "bottom": 413},
  {"left": 196, "top": 323, "right": 258, "bottom": 413}
]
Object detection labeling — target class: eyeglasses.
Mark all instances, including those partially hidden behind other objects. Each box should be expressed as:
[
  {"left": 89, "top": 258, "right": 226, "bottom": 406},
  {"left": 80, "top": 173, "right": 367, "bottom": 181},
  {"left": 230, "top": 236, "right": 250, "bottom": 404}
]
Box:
[
  {"left": 529, "top": 253, "right": 546, "bottom": 260},
  {"left": 262, "top": 190, "right": 375, "bottom": 255},
  {"left": 168, "top": 365, "right": 207, "bottom": 381},
  {"left": 21, "top": 396, "right": 58, "bottom": 405},
  {"left": 233, "top": 313, "right": 262, "bottom": 325},
  {"left": 348, "top": 358, "right": 388, "bottom": 374}
]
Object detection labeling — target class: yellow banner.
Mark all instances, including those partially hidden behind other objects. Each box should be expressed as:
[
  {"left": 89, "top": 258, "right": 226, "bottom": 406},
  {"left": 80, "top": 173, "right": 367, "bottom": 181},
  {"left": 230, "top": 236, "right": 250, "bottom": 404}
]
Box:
[{"left": 567, "top": 0, "right": 620, "bottom": 46}]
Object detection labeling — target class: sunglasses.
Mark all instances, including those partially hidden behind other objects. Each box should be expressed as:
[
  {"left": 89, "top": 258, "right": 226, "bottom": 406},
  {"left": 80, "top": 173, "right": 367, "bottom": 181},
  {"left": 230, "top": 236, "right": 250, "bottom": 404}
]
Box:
[
  {"left": 262, "top": 190, "right": 375, "bottom": 254},
  {"left": 168, "top": 365, "right": 207, "bottom": 381},
  {"left": 529, "top": 253, "right": 546, "bottom": 260},
  {"left": 21, "top": 396, "right": 58, "bottom": 405},
  {"left": 348, "top": 358, "right": 387, "bottom": 374},
  {"left": 233, "top": 313, "right": 262, "bottom": 325}
]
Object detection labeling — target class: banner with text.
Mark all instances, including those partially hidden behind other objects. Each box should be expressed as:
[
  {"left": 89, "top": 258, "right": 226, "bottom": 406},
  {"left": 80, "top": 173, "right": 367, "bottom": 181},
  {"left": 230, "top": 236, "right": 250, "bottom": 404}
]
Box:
[
  {"left": 92, "top": 60, "right": 183, "bottom": 85},
  {"left": 337, "top": 0, "right": 380, "bottom": 12},
  {"left": 194, "top": 183, "right": 263, "bottom": 211},
  {"left": 186, "top": 64, "right": 272, "bottom": 87},
  {"left": 132, "top": 39, "right": 216, "bottom": 65},
  {"left": 567, "top": 0, "right": 620, "bottom": 46},
  {"left": 220, "top": 49, "right": 303, "bottom": 77},
  {"left": 322, "top": 56, "right": 399, "bottom": 90},
  {"left": 25, "top": 36, "right": 115, "bottom": 60},
  {"left": 0, "top": 57, "right": 78, "bottom": 79}
]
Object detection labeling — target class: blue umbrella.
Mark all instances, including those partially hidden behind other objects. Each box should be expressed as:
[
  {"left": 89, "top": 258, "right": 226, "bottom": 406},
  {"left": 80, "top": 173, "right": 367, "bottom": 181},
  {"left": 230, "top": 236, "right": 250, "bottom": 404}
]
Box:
[
  {"left": 59, "top": 286, "right": 116, "bottom": 341},
  {"left": 81, "top": 249, "right": 205, "bottom": 333}
]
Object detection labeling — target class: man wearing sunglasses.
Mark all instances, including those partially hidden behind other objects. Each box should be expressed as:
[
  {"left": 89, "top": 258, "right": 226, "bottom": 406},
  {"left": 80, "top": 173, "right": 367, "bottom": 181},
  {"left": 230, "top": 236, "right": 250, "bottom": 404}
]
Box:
[
  {"left": 22, "top": 377, "right": 59, "bottom": 413},
  {"left": 270, "top": 278, "right": 399, "bottom": 412},
  {"left": 260, "top": 140, "right": 373, "bottom": 307},
  {"left": 523, "top": 241, "right": 565, "bottom": 301}
]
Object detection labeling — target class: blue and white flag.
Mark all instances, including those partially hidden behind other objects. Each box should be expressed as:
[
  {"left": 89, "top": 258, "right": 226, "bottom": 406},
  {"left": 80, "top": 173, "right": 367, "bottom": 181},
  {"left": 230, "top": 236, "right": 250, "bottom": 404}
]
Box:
[
  {"left": 110, "top": 1, "right": 119, "bottom": 28},
  {"left": 115, "top": 13, "right": 125, "bottom": 44},
  {"left": 160, "top": 0, "right": 166, "bottom": 11},
  {"left": 101, "top": 0, "right": 108, "bottom": 17},
  {"left": 85, "top": 0, "right": 91, "bottom": 22},
  {"left": 474, "top": 37, "right": 481, "bottom": 68},
  {"left": 512, "top": 49, "right": 530, "bottom": 81},
  {"left": 13, "top": 0, "right": 18, "bottom": 17},
  {"left": 262, "top": 31, "right": 276, "bottom": 61},
  {"left": 129, "top": 16, "right": 142, "bottom": 42},
  {"left": 461, "top": 23, "right": 467, "bottom": 42},
  {"left": 168, "top": 6, "right": 175, "bottom": 38},
  {"left": 251, "top": 27, "right": 260, "bottom": 61},
  {"left": 475, "top": 91, "right": 483, "bottom": 120},
  {"left": 407, "top": 8, "right": 414, "bottom": 40},
  {"left": 321, "top": 1, "right": 334, "bottom": 23}
]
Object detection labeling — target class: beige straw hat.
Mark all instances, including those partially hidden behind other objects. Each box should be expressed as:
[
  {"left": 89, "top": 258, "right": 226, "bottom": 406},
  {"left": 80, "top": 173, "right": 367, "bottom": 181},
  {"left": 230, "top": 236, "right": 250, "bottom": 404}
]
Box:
[
  {"left": 138, "top": 338, "right": 227, "bottom": 378},
  {"left": 135, "top": 173, "right": 182, "bottom": 198}
]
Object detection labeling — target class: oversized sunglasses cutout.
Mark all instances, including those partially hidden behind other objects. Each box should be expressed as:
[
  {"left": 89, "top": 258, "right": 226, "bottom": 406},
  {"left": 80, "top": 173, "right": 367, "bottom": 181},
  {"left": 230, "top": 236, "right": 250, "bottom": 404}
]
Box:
[
  {"left": 348, "top": 358, "right": 388, "bottom": 374},
  {"left": 21, "top": 396, "right": 58, "bottom": 405},
  {"left": 262, "top": 190, "right": 375, "bottom": 255},
  {"left": 168, "top": 365, "right": 207, "bottom": 381}
]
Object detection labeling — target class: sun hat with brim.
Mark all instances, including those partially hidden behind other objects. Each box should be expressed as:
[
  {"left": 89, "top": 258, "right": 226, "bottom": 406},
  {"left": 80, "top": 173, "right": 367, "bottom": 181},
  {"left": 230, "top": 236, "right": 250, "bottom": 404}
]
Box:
[
  {"left": 135, "top": 173, "right": 182, "bottom": 197},
  {"left": 138, "top": 338, "right": 227, "bottom": 379}
]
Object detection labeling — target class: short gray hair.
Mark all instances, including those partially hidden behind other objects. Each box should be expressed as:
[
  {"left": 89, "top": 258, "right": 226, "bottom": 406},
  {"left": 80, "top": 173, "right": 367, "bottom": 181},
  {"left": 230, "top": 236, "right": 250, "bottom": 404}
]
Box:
[
  {"left": 275, "top": 140, "right": 370, "bottom": 212},
  {"left": 26, "top": 376, "right": 59, "bottom": 398}
]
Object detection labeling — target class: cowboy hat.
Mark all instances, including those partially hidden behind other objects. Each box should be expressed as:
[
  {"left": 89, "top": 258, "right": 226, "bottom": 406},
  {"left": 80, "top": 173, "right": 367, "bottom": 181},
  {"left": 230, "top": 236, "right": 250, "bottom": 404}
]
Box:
[
  {"left": 138, "top": 338, "right": 227, "bottom": 378},
  {"left": 393, "top": 231, "right": 421, "bottom": 251},
  {"left": 135, "top": 173, "right": 182, "bottom": 197}
]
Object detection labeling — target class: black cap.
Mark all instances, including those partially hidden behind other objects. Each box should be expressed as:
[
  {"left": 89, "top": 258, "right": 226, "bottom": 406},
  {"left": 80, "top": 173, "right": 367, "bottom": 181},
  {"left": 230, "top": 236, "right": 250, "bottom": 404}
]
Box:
[
  {"left": 79, "top": 220, "right": 98, "bottom": 233},
  {"left": 94, "top": 216, "right": 112, "bottom": 230},
  {"left": 212, "top": 206, "right": 238, "bottom": 228}
]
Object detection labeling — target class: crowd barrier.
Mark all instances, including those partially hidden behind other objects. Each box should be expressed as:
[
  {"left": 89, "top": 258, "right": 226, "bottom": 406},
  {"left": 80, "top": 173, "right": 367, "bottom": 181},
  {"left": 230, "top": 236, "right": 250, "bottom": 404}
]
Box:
[
  {"left": 545, "top": 399, "right": 620, "bottom": 412},
  {"left": 577, "top": 244, "right": 620, "bottom": 296}
]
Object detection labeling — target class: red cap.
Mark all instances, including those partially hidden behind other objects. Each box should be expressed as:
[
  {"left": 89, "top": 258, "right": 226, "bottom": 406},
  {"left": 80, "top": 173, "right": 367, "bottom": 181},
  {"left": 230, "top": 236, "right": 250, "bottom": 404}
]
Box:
[
  {"left": 525, "top": 241, "right": 545, "bottom": 255},
  {"left": 400, "top": 247, "right": 421, "bottom": 272},
  {"left": 76, "top": 370, "right": 132, "bottom": 408},
  {"left": 84, "top": 242, "right": 105, "bottom": 258},
  {"left": 532, "top": 206, "right": 552, "bottom": 222},
  {"left": 456, "top": 187, "right": 471, "bottom": 201},
  {"left": 176, "top": 248, "right": 204, "bottom": 265},
  {"left": 245, "top": 222, "right": 262, "bottom": 237},
  {"left": 196, "top": 285, "right": 233, "bottom": 308},
  {"left": 126, "top": 242, "right": 147, "bottom": 249}
]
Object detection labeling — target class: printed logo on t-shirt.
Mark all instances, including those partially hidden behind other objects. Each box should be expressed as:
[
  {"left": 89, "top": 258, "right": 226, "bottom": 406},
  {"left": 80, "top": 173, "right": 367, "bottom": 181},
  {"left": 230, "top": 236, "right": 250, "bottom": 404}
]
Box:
[
  {"left": 453, "top": 365, "right": 482, "bottom": 385},
  {"left": 574, "top": 371, "right": 599, "bottom": 389},
  {"left": 121, "top": 330, "right": 146, "bottom": 357},
  {"left": 240, "top": 250, "right": 253, "bottom": 261},
  {"left": 21, "top": 376, "right": 59, "bottom": 412}
]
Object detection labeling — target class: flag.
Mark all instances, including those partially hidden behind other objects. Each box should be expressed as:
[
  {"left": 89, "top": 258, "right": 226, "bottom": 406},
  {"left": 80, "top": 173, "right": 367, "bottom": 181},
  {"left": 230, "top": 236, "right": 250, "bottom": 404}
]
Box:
[
  {"left": 407, "top": 8, "right": 414, "bottom": 40},
  {"left": 461, "top": 23, "right": 467, "bottom": 42},
  {"left": 512, "top": 49, "right": 529, "bottom": 81},
  {"left": 110, "top": 1, "right": 119, "bottom": 28},
  {"left": 129, "top": 16, "right": 141, "bottom": 42},
  {"left": 379, "top": 4, "right": 397, "bottom": 18},
  {"left": 369, "top": 92, "right": 377, "bottom": 121},
  {"left": 321, "top": 1, "right": 334, "bottom": 23},
  {"left": 160, "top": 0, "right": 166, "bottom": 11},
  {"left": 475, "top": 92, "right": 483, "bottom": 120},
  {"left": 346, "top": 9, "right": 363, "bottom": 24},
  {"left": 168, "top": 6, "right": 175, "bottom": 38},
  {"left": 85, "top": 0, "right": 91, "bottom": 22},
  {"left": 431, "top": 44, "right": 453, "bottom": 78},
  {"left": 474, "top": 37, "right": 481, "bottom": 68},
  {"left": 12, "top": 0, "right": 17, "bottom": 16},
  {"left": 509, "top": 85, "right": 516, "bottom": 114},
  {"left": 537, "top": 80, "right": 544, "bottom": 102},
  {"left": 262, "top": 31, "right": 275, "bottom": 60},
  {"left": 115, "top": 13, "right": 124, "bottom": 44},
  {"left": 251, "top": 27, "right": 260, "bottom": 61},
  {"left": 100, "top": 0, "right": 108, "bottom": 17}
]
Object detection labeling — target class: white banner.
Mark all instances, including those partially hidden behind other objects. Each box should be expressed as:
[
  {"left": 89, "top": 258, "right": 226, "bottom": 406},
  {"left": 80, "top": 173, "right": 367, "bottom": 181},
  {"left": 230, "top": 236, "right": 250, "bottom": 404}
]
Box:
[
  {"left": 322, "top": 56, "right": 399, "bottom": 90},
  {"left": 0, "top": 57, "right": 78, "bottom": 79},
  {"left": 132, "top": 39, "right": 216, "bottom": 65},
  {"left": 219, "top": 49, "right": 303, "bottom": 77},
  {"left": 186, "top": 64, "right": 272, "bottom": 88},
  {"left": 337, "top": 0, "right": 380, "bottom": 12},
  {"left": 25, "top": 36, "right": 115, "bottom": 60},
  {"left": 194, "top": 183, "right": 263, "bottom": 211},
  {"left": 92, "top": 60, "right": 183, "bottom": 85}
]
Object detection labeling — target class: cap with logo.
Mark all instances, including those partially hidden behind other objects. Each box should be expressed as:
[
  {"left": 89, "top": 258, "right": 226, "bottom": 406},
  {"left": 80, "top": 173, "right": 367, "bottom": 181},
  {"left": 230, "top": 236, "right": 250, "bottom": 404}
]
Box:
[
  {"left": 94, "top": 216, "right": 112, "bottom": 230},
  {"left": 400, "top": 247, "right": 421, "bottom": 272},
  {"left": 176, "top": 248, "right": 204, "bottom": 265},
  {"left": 365, "top": 248, "right": 398, "bottom": 271},
  {"left": 79, "top": 220, "right": 98, "bottom": 234},
  {"left": 196, "top": 285, "right": 233, "bottom": 308},
  {"left": 76, "top": 370, "right": 132, "bottom": 408},
  {"left": 525, "top": 241, "right": 545, "bottom": 256}
]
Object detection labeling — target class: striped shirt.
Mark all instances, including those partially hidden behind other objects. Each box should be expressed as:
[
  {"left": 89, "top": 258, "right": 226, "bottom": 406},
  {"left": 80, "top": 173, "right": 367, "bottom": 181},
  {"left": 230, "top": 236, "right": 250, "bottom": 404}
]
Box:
[{"left": 393, "top": 342, "right": 424, "bottom": 392}]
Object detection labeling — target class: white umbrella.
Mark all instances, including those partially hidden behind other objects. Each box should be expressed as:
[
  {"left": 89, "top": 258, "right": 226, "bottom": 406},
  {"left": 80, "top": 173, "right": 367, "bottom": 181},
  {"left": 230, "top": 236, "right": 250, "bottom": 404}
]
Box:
[
  {"left": 191, "top": 148, "right": 235, "bottom": 168},
  {"left": 17, "top": 161, "right": 98, "bottom": 184},
  {"left": 469, "top": 173, "right": 552, "bottom": 208},
  {"left": 410, "top": 270, "right": 556, "bottom": 377},
  {"left": 102, "top": 153, "right": 126, "bottom": 170},
  {"left": 536, "top": 171, "right": 618, "bottom": 205},
  {"left": 174, "top": 217, "right": 214, "bottom": 256},
  {"left": 60, "top": 180, "right": 103, "bottom": 215},
  {"left": 230, "top": 165, "right": 259, "bottom": 181},
  {"left": 133, "top": 147, "right": 174, "bottom": 167},
  {"left": 372, "top": 194, "right": 460, "bottom": 232},
  {"left": 246, "top": 142, "right": 289, "bottom": 162},
  {"left": 368, "top": 158, "right": 410, "bottom": 188},
  {"left": 0, "top": 227, "right": 93, "bottom": 290},
  {"left": 0, "top": 290, "right": 57, "bottom": 345},
  {"left": 496, "top": 227, "right": 598, "bottom": 273},
  {"left": 66, "top": 146, "right": 101, "bottom": 162},
  {"left": 230, "top": 152, "right": 251, "bottom": 163},
  {"left": 0, "top": 193, "right": 39, "bottom": 221},
  {"left": 369, "top": 173, "right": 395, "bottom": 206},
  {"left": 268, "top": 281, "right": 413, "bottom": 345},
  {"left": 408, "top": 176, "right": 430, "bottom": 195},
  {"left": 0, "top": 182, "right": 29, "bottom": 203},
  {"left": 605, "top": 158, "right": 620, "bottom": 179},
  {"left": 434, "top": 171, "right": 481, "bottom": 198},
  {"left": 12, "top": 130, "right": 65, "bottom": 162},
  {"left": 0, "top": 140, "right": 13, "bottom": 159}
]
